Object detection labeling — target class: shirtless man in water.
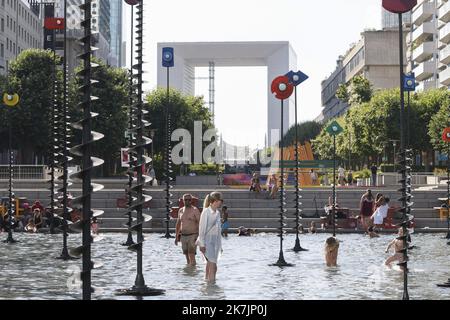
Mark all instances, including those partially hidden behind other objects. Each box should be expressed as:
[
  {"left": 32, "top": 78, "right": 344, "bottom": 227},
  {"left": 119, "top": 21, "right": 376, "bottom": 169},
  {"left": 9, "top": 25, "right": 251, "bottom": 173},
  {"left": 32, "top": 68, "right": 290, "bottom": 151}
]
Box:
[
  {"left": 385, "top": 228, "right": 406, "bottom": 269},
  {"left": 175, "top": 194, "right": 201, "bottom": 266}
]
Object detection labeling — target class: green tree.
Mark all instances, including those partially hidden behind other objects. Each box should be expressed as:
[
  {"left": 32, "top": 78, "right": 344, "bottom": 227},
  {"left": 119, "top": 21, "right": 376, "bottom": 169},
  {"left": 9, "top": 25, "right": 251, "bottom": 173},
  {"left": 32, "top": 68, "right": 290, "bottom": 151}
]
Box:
[
  {"left": 145, "top": 88, "right": 213, "bottom": 164},
  {"left": 336, "top": 75, "right": 373, "bottom": 106},
  {"left": 428, "top": 102, "right": 450, "bottom": 152},
  {"left": 0, "top": 49, "right": 62, "bottom": 163},
  {"left": 311, "top": 117, "right": 346, "bottom": 160},
  {"left": 282, "top": 121, "right": 323, "bottom": 147},
  {"left": 415, "top": 89, "right": 450, "bottom": 162},
  {"left": 69, "top": 58, "right": 129, "bottom": 177}
]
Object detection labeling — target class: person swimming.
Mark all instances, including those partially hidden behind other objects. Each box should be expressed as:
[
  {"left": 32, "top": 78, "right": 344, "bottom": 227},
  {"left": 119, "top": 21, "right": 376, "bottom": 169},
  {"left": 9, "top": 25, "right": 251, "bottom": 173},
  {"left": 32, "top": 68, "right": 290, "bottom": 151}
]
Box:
[{"left": 366, "top": 226, "right": 380, "bottom": 238}]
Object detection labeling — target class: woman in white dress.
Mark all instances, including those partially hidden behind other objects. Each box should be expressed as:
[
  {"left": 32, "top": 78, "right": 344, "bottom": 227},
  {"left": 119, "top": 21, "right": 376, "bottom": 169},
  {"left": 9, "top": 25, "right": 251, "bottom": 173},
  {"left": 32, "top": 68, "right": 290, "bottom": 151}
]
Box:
[{"left": 197, "top": 191, "right": 223, "bottom": 283}]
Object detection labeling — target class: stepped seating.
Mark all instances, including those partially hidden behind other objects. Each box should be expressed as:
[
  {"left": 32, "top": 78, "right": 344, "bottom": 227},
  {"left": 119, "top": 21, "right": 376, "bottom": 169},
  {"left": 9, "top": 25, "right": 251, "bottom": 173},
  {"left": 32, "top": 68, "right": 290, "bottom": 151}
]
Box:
[{"left": 1, "top": 184, "right": 449, "bottom": 232}]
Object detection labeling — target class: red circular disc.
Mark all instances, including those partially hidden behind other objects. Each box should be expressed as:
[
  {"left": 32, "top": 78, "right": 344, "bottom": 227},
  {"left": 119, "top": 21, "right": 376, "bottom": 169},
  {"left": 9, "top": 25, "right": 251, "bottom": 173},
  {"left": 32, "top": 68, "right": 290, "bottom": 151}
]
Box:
[
  {"left": 124, "top": 0, "right": 139, "bottom": 5},
  {"left": 382, "top": 0, "right": 417, "bottom": 14},
  {"left": 442, "top": 127, "right": 450, "bottom": 143},
  {"left": 271, "top": 76, "right": 294, "bottom": 100}
]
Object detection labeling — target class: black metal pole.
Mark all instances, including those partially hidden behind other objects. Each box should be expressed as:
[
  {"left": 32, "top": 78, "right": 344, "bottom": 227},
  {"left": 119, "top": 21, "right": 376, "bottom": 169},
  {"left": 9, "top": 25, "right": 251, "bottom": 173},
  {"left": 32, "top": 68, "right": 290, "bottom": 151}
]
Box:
[
  {"left": 122, "top": 3, "right": 135, "bottom": 247},
  {"left": 81, "top": 0, "right": 93, "bottom": 300},
  {"left": 333, "top": 134, "right": 336, "bottom": 237},
  {"left": 58, "top": 0, "right": 72, "bottom": 260},
  {"left": 164, "top": 66, "right": 173, "bottom": 239},
  {"left": 49, "top": 28, "right": 56, "bottom": 234},
  {"left": 407, "top": 91, "right": 410, "bottom": 147},
  {"left": 447, "top": 142, "right": 450, "bottom": 239},
  {"left": 116, "top": 0, "right": 164, "bottom": 296},
  {"left": 398, "top": 13, "right": 409, "bottom": 301},
  {"left": 271, "top": 99, "right": 292, "bottom": 267},
  {"left": 5, "top": 112, "right": 16, "bottom": 244},
  {"left": 293, "top": 86, "right": 306, "bottom": 252}
]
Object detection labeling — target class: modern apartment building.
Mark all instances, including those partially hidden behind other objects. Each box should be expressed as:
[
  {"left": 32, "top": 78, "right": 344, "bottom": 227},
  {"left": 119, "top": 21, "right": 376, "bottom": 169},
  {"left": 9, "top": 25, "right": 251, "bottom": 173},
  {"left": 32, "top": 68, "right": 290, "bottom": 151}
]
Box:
[
  {"left": 109, "top": 0, "right": 123, "bottom": 67},
  {"left": 50, "top": 0, "right": 113, "bottom": 74},
  {"left": 408, "top": 0, "right": 440, "bottom": 91},
  {"left": 318, "top": 30, "right": 407, "bottom": 122},
  {"left": 0, "top": 0, "right": 43, "bottom": 75},
  {"left": 437, "top": 0, "right": 450, "bottom": 87},
  {"left": 382, "top": 8, "right": 412, "bottom": 29}
]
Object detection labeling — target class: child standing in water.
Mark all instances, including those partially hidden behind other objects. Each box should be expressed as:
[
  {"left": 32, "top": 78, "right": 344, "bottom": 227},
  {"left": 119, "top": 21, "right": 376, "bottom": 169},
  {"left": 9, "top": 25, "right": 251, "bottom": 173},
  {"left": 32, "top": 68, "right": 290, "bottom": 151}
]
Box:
[
  {"left": 325, "top": 237, "right": 339, "bottom": 267},
  {"left": 385, "top": 228, "right": 406, "bottom": 269},
  {"left": 221, "top": 206, "right": 229, "bottom": 237}
]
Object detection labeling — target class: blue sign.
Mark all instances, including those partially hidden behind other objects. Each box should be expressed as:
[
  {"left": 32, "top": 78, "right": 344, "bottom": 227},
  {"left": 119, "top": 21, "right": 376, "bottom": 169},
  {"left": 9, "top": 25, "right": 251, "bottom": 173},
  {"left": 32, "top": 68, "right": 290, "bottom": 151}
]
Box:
[
  {"left": 285, "top": 70, "right": 308, "bottom": 86},
  {"left": 162, "top": 47, "right": 174, "bottom": 67},
  {"left": 403, "top": 73, "right": 415, "bottom": 91}
]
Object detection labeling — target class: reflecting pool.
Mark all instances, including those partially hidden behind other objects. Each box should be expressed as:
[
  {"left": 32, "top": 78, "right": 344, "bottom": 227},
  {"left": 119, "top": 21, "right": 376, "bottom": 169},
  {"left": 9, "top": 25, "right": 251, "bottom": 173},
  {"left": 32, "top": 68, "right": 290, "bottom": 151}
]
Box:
[{"left": 0, "top": 232, "right": 449, "bottom": 300}]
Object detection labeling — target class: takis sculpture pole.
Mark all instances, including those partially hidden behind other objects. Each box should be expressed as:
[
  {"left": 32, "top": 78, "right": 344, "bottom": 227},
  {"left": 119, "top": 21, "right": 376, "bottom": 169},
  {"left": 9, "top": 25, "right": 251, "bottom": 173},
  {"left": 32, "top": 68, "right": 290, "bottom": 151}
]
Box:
[
  {"left": 285, "top": 70, "right": 309, "bottom": 253},
  {"left": 442, "top": 128, "right": 450, "bottom": 240},
  {"left": 403, "top": 72, "right": 415, "bottom": 236},
  {"left": 269, "top": 75, "right": 294, "bottom": 267},
  {"left": 116, "top": 0, "right": 164, "bottom": 296},
  {"left": 325, "top": 121, "right": 343, "bottom": 238},
  {"left": 162, "top": 46, "right": 174, "bottom": 239},
  {"left": 44, "top": 16, "right": 65, "bottom": 235},
  {"left": 382, "top": 0, "right": 417, "bottom": 301},
  {"left": 57, "top": 0, "right": 75, "bottom": 260},
  {"left": 2, "top": 93, "right": 20, "bottom": 244},
  {"left": 68, "top": 0, "right": 105, "bottom": 300},
  {"left": 437, "top": 128, "right": 450, "bottom": 288},
  {"left": 122, "top": 0, "right": 136, "bottom": 247}
]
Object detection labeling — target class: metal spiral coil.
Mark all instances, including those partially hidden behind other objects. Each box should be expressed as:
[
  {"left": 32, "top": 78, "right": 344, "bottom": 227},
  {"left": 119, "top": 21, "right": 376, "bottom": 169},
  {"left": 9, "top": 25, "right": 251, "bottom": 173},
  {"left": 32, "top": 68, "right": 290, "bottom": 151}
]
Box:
[
  {"left": 122, "top": 1, "right": 137, "bottom": 246},
  {"left": 271, "top": 99, "right": 293, "bottom": 267},
  {"left": 48, "top": 64, "right": 61, "bottom": 234},
  {"left": 68, "top": 0, "right": 104, "bottom": 300},
  {"left": 127, "top": 0, "right": 153, "bottom": 253},
  {"left": 56, "top": 48, "right": 75, "bottom": 259},
  {"left": 116, "top": 0, "right": 164, "bottom": 296},
  {"left": 396, "top": 148, "right": 413, "bottom": 300},
  {"left": 5, "top": 146, "right": 17, "bottom": 243},
  {"left": 163, "top": 102, "right": 174, "bottom": 238},
  {"left": 292, "top": 143, "right": 306, "bottom": 252}
]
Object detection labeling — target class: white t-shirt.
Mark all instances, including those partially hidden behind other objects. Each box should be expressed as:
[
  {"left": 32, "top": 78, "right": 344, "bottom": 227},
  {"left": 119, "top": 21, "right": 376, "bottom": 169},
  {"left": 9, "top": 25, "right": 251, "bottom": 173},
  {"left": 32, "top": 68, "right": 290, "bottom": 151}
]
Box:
[
  {"left": 372, "top": 204, "right": 389, "bottom": 225},
  {"left": 338, "top": 167, "right": 345, "bottom": 177}
]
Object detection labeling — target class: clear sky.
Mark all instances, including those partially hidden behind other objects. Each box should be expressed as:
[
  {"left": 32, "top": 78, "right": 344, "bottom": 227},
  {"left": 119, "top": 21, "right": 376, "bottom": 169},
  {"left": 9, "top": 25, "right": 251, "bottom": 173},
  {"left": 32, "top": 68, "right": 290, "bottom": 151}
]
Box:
[{"left": 123, "top": 0, "right": 382, "bottom": 148}]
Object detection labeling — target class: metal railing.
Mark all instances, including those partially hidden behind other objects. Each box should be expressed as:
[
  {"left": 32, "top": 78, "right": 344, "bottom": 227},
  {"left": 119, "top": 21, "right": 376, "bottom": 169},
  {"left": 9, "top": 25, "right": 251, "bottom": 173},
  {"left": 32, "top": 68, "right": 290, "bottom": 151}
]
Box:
[{"left": 0, "top": 165, "right": 47, "bottom": 180}]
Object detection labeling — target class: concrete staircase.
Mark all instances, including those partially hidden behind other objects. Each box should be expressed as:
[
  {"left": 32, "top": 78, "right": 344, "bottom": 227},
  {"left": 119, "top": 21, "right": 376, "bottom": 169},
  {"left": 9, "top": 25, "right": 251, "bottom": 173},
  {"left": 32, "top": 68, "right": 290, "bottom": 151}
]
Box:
[{"left": 1, "top": 179, "right": 449, "bottom": 233}]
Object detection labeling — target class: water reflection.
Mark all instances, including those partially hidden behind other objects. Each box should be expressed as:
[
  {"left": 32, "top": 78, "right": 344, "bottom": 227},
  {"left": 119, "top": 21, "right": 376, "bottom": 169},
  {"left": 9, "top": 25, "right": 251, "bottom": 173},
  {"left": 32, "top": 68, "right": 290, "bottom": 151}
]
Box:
[
  {"left": 183, "top": 265, "right": 201, "bottom": 277},
  {"left": 0, "top": 232, "right": 449, "bottom": 300},
  {"left": 200, "top": 282, "right": 225, "bottom": 299}
]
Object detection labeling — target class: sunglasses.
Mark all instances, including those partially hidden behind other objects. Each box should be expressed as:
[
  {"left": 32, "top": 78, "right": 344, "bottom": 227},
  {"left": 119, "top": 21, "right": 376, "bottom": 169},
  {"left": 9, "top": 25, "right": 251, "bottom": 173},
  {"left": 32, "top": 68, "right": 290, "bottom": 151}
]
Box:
[{"left": 184, "top": 199, "right": 192, "bottom": 201}]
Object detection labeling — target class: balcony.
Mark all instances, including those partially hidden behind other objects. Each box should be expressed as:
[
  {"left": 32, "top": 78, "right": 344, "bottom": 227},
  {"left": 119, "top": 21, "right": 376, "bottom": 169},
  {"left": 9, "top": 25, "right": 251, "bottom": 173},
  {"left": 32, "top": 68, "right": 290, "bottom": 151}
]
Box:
[
  {"left": 413, "top": 2, "right": 434, "bottom": 25},
  {"left": 440, "top": 44, "right": 450, "bottom": 64},
  {"left": 440, "top": 65, "right": 450, "bottom": 85},
  {"left": 414, "top": 60, "right": 436, "bottom": 80},
  {"left": 439, "top": 0, "right": 450, "bottom": 22},
  {"left": 412, "top": 41, "right": 434, "bottom": 62},
  {"left": 440, "top": 23, "right": 450, "bottom": 43},
  {"left": 416, "top": 78, "right": 438, "bottom": 91},
  {"left": 412, "top": 22, "right": 435, "bottom": 45}
]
